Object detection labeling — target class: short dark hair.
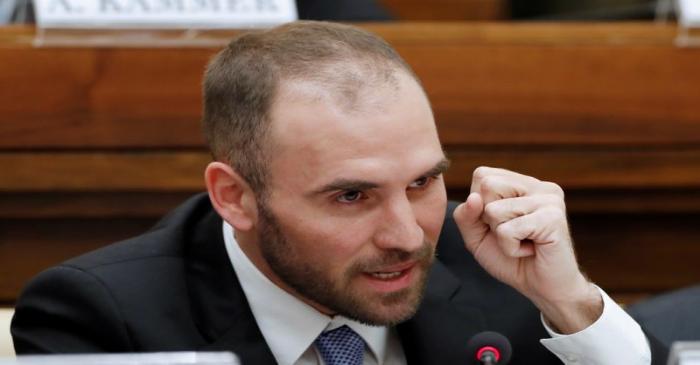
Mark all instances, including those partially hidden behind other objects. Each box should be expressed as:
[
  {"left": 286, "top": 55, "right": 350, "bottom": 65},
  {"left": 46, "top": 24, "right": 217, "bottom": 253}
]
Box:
[{"left": 202, "top": 21, "right": 418, "bottom": 196}]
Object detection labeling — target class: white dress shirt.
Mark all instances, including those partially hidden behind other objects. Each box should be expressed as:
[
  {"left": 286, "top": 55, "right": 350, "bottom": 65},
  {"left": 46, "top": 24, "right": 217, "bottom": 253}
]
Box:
[
  {"left": 223, "top": 222, "right": 650, "bottom": 365},
  {"left": 223, "top": 223, "right": 405, "bottom": 365},
  {"left": 540, "top": 288, "right": 651, "bottom": 364}
]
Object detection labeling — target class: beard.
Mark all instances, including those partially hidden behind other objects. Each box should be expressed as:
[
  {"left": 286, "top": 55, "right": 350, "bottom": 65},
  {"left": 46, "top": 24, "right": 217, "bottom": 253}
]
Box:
[{"left": 256, "top": 202, "right": 435, "bottom": 326}]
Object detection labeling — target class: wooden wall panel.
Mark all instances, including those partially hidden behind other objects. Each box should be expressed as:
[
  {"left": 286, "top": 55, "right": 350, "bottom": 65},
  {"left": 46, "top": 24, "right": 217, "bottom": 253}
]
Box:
[
  {"left": 0, "top": 192, "right": 195, "bottom": 219},
  {"left": 0, "top": 48, "right": 209, "bottom": 148},
  {"left": 3, "top": 149, "right": 700, "bottom": 192},
  {"left": 1, "top": 23, "right": 700, "bottom": 305},
  {"left": 1, "top": 24, "right": 699, "bottom": 148},
  {"left": 0, "top": 153, "right": 208, "bottom": 191},
  {"left": 574, "top": 213, "right": 700, "bottom": 302}
]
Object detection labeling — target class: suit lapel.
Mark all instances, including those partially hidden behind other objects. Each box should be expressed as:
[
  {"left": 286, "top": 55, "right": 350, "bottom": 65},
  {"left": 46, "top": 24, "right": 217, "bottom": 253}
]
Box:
[
  {"left": 184, "top": 205, "right": 277, "bottom": 364},
  {"left": 397, "top": 260, "right": 487, "bottom": 365}
]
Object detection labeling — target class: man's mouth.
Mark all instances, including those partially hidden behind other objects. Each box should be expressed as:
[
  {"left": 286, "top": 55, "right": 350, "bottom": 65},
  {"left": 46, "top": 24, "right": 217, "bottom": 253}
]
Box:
[
  {"left": 361, "top": 261, "right": 418, "bottom": 291},
  {"left": 369, "top": 271, "right": 405, "bottom": 280}
]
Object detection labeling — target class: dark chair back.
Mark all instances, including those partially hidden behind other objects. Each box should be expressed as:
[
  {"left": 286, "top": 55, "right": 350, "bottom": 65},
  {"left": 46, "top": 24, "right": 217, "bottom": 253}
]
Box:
[{"left": 628, "top": 285, "right": 700, "bottom": 347}]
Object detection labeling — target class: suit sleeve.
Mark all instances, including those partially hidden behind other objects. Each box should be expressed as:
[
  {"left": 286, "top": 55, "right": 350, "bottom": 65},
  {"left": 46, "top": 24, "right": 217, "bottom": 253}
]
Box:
[{"left": 11, "top": 265, "right": 134, "bottom": 353}]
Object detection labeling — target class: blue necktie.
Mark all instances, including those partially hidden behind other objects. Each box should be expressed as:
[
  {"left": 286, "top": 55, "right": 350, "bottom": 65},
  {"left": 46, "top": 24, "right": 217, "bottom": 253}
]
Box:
[{"left": 315, "top": 325, "right": 366, "bottom": 365}]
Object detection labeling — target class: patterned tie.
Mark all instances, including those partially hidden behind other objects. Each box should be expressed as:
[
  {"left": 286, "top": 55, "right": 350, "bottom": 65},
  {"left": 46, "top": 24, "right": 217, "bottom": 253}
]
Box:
[{"left": 315, "top": 325, "right": 366, "bottom": 365}]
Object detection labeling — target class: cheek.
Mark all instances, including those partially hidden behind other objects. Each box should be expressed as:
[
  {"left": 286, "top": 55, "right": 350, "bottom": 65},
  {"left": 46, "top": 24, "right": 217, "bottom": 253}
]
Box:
[
  {"left": 277, "top": 215, "right": 375, "bottom": 269},
  {"left": 416, "top": 189, "right": 448, "bottom": 243},
  {"left": 268, "top": 186, "right": 376, "bottom": 248},
  {"left": 272, "top": 196, "right": 376, "bottom": 251}
]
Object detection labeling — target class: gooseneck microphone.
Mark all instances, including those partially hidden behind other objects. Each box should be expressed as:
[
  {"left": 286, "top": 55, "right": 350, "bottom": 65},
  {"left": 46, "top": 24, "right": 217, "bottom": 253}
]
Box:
[{"left": 466, "top": 331, "right": 513, "bottom": 365}]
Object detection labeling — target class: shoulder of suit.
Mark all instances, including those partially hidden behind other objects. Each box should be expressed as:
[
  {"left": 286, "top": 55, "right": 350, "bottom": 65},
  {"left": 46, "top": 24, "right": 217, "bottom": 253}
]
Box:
[{"left": 62, "top": 193, "right": 217, "bottom": 271}]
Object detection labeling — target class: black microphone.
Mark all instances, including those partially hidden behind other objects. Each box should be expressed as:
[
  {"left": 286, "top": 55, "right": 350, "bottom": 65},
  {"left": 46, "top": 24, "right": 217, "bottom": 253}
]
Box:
[{"left": 466, "top": 331, "right": 513, "bottom": 365}]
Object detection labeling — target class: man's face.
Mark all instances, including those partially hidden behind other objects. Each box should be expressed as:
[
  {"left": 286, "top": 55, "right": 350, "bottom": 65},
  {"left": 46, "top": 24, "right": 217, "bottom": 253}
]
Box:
[{"left": 253, "top": 70, "right": 448, "bottom": 326}]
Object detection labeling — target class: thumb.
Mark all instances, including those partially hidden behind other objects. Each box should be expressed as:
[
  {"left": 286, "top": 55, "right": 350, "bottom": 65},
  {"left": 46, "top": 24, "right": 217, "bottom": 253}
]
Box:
[{"left": 453, "top": 192, "right": 489, "bottom": 253}]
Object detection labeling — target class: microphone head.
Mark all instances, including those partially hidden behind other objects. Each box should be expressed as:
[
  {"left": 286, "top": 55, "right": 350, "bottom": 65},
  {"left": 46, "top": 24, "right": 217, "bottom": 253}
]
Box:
[{"left": 466, "top": 331, "right": 512, "bottom": 364}]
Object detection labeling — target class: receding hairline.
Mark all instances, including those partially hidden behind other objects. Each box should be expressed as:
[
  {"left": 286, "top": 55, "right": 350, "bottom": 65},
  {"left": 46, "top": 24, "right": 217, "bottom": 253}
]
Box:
[
  {"left": 265, "top": 65, "right": 433, "bottom": 159},
  {"left": 201, "top": 20, "right": 423, "bottom": 195},
  {"left": 273, "top": 60, "right": 415, "bottom": 111}
]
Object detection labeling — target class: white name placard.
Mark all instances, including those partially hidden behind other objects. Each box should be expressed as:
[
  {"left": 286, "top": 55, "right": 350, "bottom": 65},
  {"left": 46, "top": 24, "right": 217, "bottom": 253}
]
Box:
[
  {"left": 678, "top": 0, "right": 700, "bottom": 27},
  {"left": 35, "top": 0, "right": 298, "bottom": 29}
]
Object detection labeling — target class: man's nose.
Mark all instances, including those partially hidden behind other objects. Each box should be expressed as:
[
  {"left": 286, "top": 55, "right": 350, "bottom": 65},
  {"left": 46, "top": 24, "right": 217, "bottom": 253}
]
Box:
[{"left": 372, "top": 196, "right": 424, "bottom": 252}]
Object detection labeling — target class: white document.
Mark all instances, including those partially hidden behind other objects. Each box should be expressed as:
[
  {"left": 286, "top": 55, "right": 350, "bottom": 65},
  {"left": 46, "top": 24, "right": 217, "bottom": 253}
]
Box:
[
  {"left": 678, "top": 0, "right": 700, "bottom": 27},
  {"left": 35, "top": 0, "right": 298, "bottom": 29},
  {"left": 0, "top": 352, "right": 240, "bottom": 365},
  {"left": 668, "top": 342, "right": 700, "bottom": 365}
]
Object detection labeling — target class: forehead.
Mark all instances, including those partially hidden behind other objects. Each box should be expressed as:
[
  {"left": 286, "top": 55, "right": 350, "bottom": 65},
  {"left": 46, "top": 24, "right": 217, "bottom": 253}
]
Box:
[{"left": 267, "top": 70, "right": 443, "bottom": 189}]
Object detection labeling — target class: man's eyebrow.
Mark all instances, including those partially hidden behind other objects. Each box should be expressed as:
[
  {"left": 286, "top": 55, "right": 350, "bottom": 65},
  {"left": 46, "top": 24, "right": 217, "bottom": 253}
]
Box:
[
  {"left": 309, "top": 158, "right": 451, "bottom": 197},
  {"left": 309, "top": 180, "right": 379, "bottom": 196},
  {"left": 419, "top": 157, "right": 451, "bottom": 179}
]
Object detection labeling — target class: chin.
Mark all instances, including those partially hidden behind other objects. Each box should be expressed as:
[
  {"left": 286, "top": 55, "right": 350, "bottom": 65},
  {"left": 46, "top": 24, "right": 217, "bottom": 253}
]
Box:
[
  {"left": 345, "top": 286, "right": 425, "bottom": 326},
  {"left": 371, "top": 304, "right": 421, "bottom": 326}
]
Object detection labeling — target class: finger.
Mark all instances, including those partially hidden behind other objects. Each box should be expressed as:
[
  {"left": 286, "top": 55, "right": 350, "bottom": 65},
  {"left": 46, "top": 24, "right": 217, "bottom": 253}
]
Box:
[
  {"left": 478, "top": 175, "right": 528, "bottom": 206},
  {"left": 472, "top": 166, "right": 559, "bottom": 198},
  {"left": 470, "top": 166, "right": 513, "bottom": 193},
  {"left": 482, "top": 194, "right": 564, "bottom": 229},
  {"left": 453, "top": 192, "right": 489, "bottom": 253},
  {"left": 539, "top": 180, "right": 566, "bottom": 199},
  {"left": 494, "top": 207, "right": 568, "bottom": 258}
]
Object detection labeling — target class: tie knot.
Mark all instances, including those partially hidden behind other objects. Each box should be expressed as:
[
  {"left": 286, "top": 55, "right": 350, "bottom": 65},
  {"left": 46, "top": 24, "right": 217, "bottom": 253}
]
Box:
[{"left": 315, "top": 325, "right": 365, "bottom": 365}]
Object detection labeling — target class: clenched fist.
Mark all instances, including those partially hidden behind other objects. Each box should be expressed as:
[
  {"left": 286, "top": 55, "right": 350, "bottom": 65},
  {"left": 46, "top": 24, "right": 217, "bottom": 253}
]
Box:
[{"left": 453, "top": 167, "right": 603, "bottom": 334}]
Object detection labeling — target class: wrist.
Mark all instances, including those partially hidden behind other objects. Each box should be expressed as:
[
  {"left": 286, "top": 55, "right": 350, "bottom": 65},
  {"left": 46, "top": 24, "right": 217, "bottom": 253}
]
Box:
[{"left": 536, "top": 279, "right": 603, "bottom": 335}]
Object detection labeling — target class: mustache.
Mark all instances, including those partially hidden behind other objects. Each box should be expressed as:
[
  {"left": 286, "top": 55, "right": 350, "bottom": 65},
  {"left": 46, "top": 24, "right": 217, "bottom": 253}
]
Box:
[{"left": 351, "top": 241, "right": 435, "bottom": 273}]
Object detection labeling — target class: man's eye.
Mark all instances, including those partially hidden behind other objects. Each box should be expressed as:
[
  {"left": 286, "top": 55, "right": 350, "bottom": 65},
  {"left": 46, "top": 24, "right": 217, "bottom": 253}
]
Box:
[
  {"left": 336, "top": 191, "right": 363, "bottom": 203},
  {"left": 409, "top": 176, "right": 431, "bottom": 189}
]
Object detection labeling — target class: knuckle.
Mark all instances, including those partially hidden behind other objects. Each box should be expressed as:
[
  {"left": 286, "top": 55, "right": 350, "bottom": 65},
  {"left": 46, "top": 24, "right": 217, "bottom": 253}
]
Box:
[
  {"left": 518, "top": 221, "right": 536, "bottom": 236},
  {"left": 540, "top": 206, "right": 566, "bottom": 222},
  {"left": 479, "top": 175, "right": 503, "bottom": 194},
  {"left": 509, "top": 198, "right": 528, "bottom": 217},
  {"left": 542, "top": 181, "right": 565, "bottom": 198},
  {"left": 483, "top": 202, "right": 495, "bottom": 216},
  {"left": 495, "top": 222, "right": 513, "bottom": 238},
  {"left": 479, "top": 175, "right": 495, "bottom": 192},
  {"left": 472, "top": 166, "right": 491, "bottom": 183},
  {"left": 483, "top": 202, "right": 500, "bottom": 220},
  {"left": 543, "top": 193, "right": 566, "bottom": 209}
]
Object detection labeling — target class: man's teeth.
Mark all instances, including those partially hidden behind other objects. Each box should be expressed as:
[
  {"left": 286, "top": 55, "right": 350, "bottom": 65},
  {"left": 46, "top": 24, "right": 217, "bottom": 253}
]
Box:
[{"left": 370, "top": 271, "right": 402, "bottom": 279}]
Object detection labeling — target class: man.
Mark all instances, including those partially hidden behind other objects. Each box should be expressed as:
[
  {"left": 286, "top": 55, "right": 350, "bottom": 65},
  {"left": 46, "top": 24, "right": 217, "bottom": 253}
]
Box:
[{"left": 12, "top": 21, "right": 665, "bottom": 364}]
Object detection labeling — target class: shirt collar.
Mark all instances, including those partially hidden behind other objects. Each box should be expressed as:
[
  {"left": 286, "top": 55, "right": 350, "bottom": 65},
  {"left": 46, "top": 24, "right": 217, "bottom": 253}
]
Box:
[{"left": 222, "top": 222, "right": 389, "bottom": 364}]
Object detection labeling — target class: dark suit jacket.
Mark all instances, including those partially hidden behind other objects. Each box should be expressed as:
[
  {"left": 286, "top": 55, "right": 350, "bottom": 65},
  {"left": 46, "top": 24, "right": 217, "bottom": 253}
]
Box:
[
  {"left": 627, "top": 285, "right": 700, "bottom": 348},
  {"left": 11, "top": 194, "right": 668, "bottom": 364}
]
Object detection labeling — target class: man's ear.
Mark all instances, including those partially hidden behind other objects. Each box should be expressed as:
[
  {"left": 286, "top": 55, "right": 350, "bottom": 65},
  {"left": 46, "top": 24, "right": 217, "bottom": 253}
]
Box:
[{"left": 204, "top": 161, "right": 258, "bottom": 231}]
